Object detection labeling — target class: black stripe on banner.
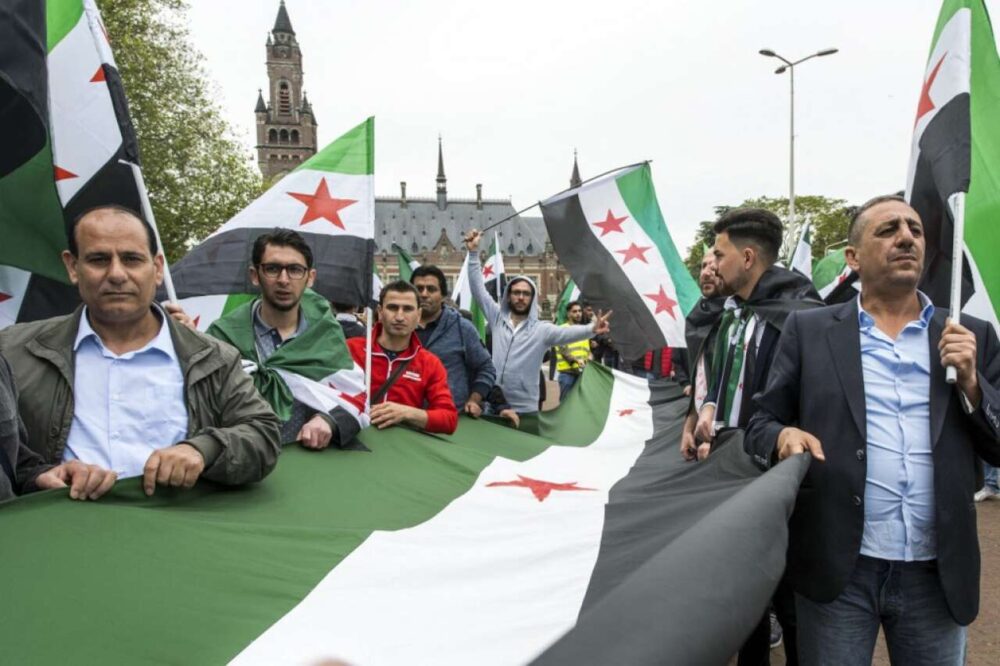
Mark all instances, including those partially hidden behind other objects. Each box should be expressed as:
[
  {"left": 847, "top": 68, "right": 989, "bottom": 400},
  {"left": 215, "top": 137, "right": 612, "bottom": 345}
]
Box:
[
  {"left": 170, "top": 227, "right": 374, "bottom": 307},
  {"left": 910, "top": 93, "right": 975, "bottom": 310},
  {"left": 532, "top": 377, "right": 809, "bottom": 665},
  {"left": 0, "top": 0, "right": 47, "bottom": 179},
  {"left": 17, "top": 273, "right": 80, "bottom": 323},
  {"left": 541, "top": 195, "right": 665, "bottom": 362}
]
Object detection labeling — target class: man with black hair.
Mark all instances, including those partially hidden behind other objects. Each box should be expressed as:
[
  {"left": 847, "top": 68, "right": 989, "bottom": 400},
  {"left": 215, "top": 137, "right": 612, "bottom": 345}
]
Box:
[
  {"left": 555, "top": 300, "right": 592, "bottom": 399},
  {"left": 208, "top": 229, "right": 367, "bottom": 450},
  {"left": 0, "top": 205, "right": 281, "bottom": 496},
  {"left": 691, "top": 207, "right": 822, "bottom": 666},
  {"left": 411, "top": 265, "right": 496, "bottom": 414},
  {"left": 347, "top": 280, "right": 457, "bottom": 434},
  {"left": 330, "top": 302, "right": 365, "bottom": 339}
]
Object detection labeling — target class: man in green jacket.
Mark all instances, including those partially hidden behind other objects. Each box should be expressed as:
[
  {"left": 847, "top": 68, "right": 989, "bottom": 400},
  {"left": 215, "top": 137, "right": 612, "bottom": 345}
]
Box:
[{"left": 0, "top": 205, "right": 281, "bottom": 496}]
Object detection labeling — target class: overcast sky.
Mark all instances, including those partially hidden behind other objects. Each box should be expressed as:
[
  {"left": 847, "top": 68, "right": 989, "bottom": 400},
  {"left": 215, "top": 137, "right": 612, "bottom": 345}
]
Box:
[{"left": 186, "top": 0, "right": 952, "bottom": 254}]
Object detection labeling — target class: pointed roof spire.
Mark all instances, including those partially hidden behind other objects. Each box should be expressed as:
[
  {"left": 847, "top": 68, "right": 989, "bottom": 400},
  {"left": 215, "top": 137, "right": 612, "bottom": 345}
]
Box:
[
  {"left": 255, "top": 88, "right": 267, "bottom": 113},
  {"left": 436, "top": 134, "right": 446, "bottom": 181},
  {"left": 570, "top": 149, "right": 582, "bottom": 188},
  {"left": 273, "top": 0, "right": 295, "bottom": 34},
  {"left": 300, "top": 90, "right": 312, "bottom": 114},
  {"left": 436, "top": 134, "right": 447, "bottom": 210}
]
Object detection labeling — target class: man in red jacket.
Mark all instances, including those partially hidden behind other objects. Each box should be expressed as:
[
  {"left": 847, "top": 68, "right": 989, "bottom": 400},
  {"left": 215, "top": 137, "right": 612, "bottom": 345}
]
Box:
[{"left": 347, "top": 281, "right": 458, "bottom": 434}]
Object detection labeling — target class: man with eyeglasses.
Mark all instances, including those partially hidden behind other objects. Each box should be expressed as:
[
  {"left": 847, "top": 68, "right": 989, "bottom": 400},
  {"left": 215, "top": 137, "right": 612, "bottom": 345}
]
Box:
[
  {"left": 464, "top": 230, "right": 611, "bottom": 414},
  {"left": 208, "top": 229, "right": 366, "bottom": 450}
]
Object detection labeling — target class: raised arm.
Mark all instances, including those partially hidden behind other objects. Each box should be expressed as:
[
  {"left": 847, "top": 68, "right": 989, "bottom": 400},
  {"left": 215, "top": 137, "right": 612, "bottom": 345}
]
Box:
[{"left": 464, "top": 230, "right": 502, "bottom": 326}]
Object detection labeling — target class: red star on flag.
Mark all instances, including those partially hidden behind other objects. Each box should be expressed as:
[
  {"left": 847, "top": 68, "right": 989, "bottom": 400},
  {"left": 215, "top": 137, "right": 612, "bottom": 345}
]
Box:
[
  {"left": 592, "top": 210, "right": 628, "bottom": 237},
  {"left": 482, "top": 264, "right": 495, "bottom": 279},
  {"left": 90, "top": 67, "right": 106, "bottom": 83},
  {"left": 332, "top": 386, "right": 367, "bottom": 412},
  {"left": 0, "top": 293, "right": 11, "bottom": 304},
  {"left": 617, "top": 408, "right": 634, "bottom": 417},
  {"left": 645, "top": 286, "right": 678, "bottom": 319},
  {"left": 191, "top": 316, "right": 200, "bottom": 329},
  {"left": 915, "top": 53, "right": 947, "bottom": 127},
  {"left": 54, "top": 166, "right": 77, "bottom": 181},
  {"left": 288, "top": 178, "right": 357, "bottom": 228},
  {"left": 615, "top": 242, "right": 652, "bottom": 265},
  {"left": 486, "top": 475, "right": 596, "bottom": 502}
]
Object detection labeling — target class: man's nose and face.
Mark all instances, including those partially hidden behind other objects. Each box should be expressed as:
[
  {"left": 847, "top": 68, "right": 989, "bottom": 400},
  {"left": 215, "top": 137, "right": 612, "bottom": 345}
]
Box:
[
  {"left": 847, "top": 201, "right": 926, "bottom": 290},
  {"left": 567, "top": 304, "right": 583, "bottom": 324},
  {"left": 712, "top": 231, "right": 748, "bottom": 298},
  {"left": 699, "top": 253, "right": 721, "bottom": 298},
  {"left": 379, "top": 291, "right": 420, "bottom": 338},
  {"left": 250, "top": 244, "right": 315, "bottom": 312},
  {"left": 508, "top": 280, "right": 533, "bottom": 315},
  {"left": 413, "top": 276, "right": 444, "bottom": 317}
]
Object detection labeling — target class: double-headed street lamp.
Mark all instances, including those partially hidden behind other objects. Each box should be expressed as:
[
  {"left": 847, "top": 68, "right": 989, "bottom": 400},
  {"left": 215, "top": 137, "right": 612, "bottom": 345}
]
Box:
[{"left": 759, "top": 47, "right": 838, "bottom": 254}]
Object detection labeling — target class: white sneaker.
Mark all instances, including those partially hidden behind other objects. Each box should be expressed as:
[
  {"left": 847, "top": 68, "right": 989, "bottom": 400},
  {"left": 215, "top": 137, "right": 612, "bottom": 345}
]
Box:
[{"left": 974, "top": 486, "right": 998, "bottom": 502}]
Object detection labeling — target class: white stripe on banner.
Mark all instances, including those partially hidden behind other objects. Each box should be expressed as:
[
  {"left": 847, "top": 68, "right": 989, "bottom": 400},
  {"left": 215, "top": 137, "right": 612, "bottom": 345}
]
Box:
[
  {"left": 576, "top": 173, "right": 686, "bottom": 347},
  {"left": 48, "top": 11, "right": 122, "bottom": 203},
  {"left": 275, "top": 366, "right": 371, "bottom": 429},
  {"left": 232, "top": 371, "right": 653, "bottom": 666}
]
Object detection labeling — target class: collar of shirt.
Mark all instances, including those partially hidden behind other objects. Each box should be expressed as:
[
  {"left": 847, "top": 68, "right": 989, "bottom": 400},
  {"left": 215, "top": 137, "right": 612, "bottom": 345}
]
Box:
[
  {"left": 73, "top": 305, "right": 177, "bottom": 361},
  {"left": 857, "top": 291, "right": 934, "bottom": 333},
  {"left": 252, "top": 300, "right": 308, "bottom": 344}
]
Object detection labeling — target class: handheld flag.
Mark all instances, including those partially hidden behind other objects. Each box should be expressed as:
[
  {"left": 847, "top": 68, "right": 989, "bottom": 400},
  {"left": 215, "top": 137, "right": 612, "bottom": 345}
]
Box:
[
  {"left": 540, "top": 163, "right": 699, "bottom": 360},
  {"left": 393, "top": 242, "right": 420, "bottom": 282},
  {"left": 482, "top": 232, "right": 506, "bottom": 299},
  {"left": 452, "top": 254, "right": 487, "bottom": 340},
  {"left": 789, "top": 222, "right": 813, "bottom": 278},
  {"left": 555, "top": 279, "right": 581, "bottom": 325}
]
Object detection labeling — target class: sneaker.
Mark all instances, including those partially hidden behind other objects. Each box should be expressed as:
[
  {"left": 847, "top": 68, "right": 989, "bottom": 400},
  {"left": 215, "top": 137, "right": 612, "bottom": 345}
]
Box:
[
  {"left": 769, "top": 611, "right": 783, "bottom": 648},
  {"left": 975, "top": 486, "right": 999, "bottom": 502}
]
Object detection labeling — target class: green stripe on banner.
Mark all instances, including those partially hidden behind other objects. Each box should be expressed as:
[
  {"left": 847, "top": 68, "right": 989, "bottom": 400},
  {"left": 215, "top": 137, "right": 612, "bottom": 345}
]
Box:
[
  {"left": 0, "top": 366, "right": 614, "bottom": 664},
  {"left": 46, "top": 0, "right": 84, "bottom": 52},
  {"left": 294, "top": 116, "right": 374, "bottom": 176},
  {"left": 615, "top": 166, "right": 700, "bottom": 316}
]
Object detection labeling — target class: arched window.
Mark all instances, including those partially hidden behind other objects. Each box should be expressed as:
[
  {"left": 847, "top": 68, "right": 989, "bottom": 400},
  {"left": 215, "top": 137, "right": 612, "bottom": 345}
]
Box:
[
  {"left": 279, "top": 129, "right": 289, "bottom": 144},
  {"left": 268, "top": 129, "right": 277, "bottom": 143},
  {"left": 290, "top": 130, "right": 300, "bottom": 145},
  {"left": 278, "top": 82, "right": 291, "bottom": 114}
]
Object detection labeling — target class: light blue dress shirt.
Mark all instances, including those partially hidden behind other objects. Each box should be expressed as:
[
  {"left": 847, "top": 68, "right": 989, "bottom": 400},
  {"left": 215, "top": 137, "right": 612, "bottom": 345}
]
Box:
[
  {"left": 858, "top": 293, "right": 936, "bottom": 561},
  {"left": 63, "top": 308, "right": 188, "bottom": 479}
]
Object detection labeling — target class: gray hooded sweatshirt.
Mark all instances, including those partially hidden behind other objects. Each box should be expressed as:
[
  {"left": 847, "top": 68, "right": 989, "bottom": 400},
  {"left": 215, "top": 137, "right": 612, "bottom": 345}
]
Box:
[{"left": 468, "top": 251, "right": 594, "bottom": 412}]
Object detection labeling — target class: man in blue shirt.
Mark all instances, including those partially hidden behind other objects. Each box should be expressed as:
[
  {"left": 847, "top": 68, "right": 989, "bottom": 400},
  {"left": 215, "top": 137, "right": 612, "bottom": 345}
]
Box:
[{"left": 746, "top": 195, "right": 1000, "bottom": 666}]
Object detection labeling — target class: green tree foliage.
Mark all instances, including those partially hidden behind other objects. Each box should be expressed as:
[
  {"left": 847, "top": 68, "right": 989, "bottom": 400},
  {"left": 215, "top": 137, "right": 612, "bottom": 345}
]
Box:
[
  {"left": 684, "top": 195, "right": 853, "bottom": 277},
  {"left": 98, "top": 0, "right": 262, "bottom": 263}
]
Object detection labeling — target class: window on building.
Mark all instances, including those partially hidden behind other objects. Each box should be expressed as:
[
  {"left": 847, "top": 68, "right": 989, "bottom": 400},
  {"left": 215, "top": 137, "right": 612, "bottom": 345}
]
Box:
[
  {"left": 278, "top": 82, "right": 291, "bottom": 114},
  {"left": 291, "top": 130, "right": 300, "bottom": 145},
  {"left": 279, "top": 129, "right": 289, "bottom": 144},
  {"left": 268, "top": 128, "right": 277, "bottom": 143}
]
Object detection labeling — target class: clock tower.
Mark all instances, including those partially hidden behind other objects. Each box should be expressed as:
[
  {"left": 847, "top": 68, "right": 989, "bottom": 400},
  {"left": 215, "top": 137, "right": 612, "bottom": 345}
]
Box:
[{"left": 255, "top": 1, "right": 318, "bottom": 183}]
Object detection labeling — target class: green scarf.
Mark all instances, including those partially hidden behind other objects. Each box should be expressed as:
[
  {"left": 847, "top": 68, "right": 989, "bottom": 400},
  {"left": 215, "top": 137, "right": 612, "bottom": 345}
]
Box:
[
  {"left": 206, "top": 289, "right": 355, "bottom": 420},
  {"left": 708, "top": 305, "right": 752, "bottom": 425}
]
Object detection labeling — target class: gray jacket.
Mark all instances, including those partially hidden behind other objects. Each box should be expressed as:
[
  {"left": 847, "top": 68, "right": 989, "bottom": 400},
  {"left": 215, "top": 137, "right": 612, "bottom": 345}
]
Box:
[
  {"left": 468, "top": 251, "right": 593, "bottom": 412},
  {"left": 0, "top": 354, "right": 51, "bottom": 502},
  {"left": 0, "top": 307, "right": 282, "bottom": 486}
]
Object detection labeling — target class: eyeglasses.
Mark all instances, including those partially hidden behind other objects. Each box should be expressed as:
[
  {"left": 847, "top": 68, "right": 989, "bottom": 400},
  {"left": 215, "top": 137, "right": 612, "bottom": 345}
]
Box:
[{"left": 258, "top": 263, "right": 308, "bottom": 280}]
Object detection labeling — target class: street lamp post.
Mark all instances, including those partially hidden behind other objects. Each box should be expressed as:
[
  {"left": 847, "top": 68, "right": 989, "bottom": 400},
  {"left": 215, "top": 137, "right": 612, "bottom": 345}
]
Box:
[{"left": 759, "top": 47, "right": 838, "bottom": 256}]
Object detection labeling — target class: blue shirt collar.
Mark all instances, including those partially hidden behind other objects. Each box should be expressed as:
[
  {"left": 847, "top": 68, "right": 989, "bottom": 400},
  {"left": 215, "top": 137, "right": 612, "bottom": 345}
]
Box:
[
  {"left": 857, "top": 291, "right": 935, "bottom": 332},
  {"left": 74, "top": 305, "right": 178, "bottom": 361}
]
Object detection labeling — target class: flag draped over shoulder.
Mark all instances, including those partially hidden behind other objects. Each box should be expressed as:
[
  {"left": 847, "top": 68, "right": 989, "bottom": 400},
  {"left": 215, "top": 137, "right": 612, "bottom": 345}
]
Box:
[
  {"left": 0, "top": 365, "right": 807, "bottom": 664},
  {"left": 540, "top": 163, "right": 699, "bottom": 359},
  {"left": 0, "top": 0, "right": 143, "bottom": 324},
  {"left": 907, "top": 0, "right": 1000, "bottom": 332},
  {"left": 171, "top": 117, "right": 376, "bottom": 318},
  {"left": 206, "top": 289, "right": 368, "bottom": 427}
]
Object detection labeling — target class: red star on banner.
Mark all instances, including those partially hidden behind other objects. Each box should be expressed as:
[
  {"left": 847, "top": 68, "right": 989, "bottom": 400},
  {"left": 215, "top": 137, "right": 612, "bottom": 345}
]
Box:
[
  {"left": 332, "top": 385, "right": 367, "bottom": 412},
  {"left": 54, "top": 166, "right": 77, "bottom": 181},
  {"left": 644, "top": 286, "right": 678, "bottom": 319},
  {"left": 482, "top": 264, "right": 495, "bottom": 279},
  {"left": 592, "top": 210, "right": 628, "bottom": 237},
  {"left": 915, "top": 53, "right": 947, "bottom": 127},
  {"left": 618, "top": 408, "right": 634, "bottom": 417},
  {"left": 288, "top": 178, "right": 357, "bottom": 228},
  {"left": 486, "top": 475, "right": 596, "bottom": 502},
  {"left": 615, "top": 242, "right": 652, "bottom": 265},
  {"left": 90, "top": 67, "right": 106, "bottom": 83},
  {"left": 0, "top": 293, "right": 11, "bottom": 304}
]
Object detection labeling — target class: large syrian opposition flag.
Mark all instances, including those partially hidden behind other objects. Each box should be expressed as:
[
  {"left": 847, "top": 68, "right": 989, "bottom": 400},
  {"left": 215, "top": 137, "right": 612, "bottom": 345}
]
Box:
[
  {"left": 0, "top": 366, "right": 808, "bottom": 665},
  {"left": 0, "top": 0, "right": 143, "bottom": 323},
  {"left": 907, "top": 0, "right": 1000, "bottom": 332},
  {"left": 541, "top": 163, "right": 699, "bottom": 360},
  {"left": 171, "top": 117, "right": 376, "bottom": 312}
]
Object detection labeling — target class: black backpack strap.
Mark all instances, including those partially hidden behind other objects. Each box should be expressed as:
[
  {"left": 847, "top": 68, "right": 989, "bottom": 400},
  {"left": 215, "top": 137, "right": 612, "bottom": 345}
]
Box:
[{"left": 371, "top": 357, "right": 414, "bottom": 404}]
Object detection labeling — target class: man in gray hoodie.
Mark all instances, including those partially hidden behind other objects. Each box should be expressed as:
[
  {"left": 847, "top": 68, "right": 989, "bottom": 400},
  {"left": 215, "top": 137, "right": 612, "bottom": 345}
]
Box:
[{"left": 465, "top": 230, "right": 610, "bottom": 413}]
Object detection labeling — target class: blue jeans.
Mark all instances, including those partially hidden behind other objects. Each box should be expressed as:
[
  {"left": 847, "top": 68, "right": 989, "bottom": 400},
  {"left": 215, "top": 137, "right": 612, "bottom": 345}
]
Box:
[
  {"left": 557, "top": 372, "right": 579, "bottom": 401},
  {"left": 796, "top": 555, "right": 966, "bottom": 666},
  {"left": 984, "top": 462, "right": 999, "bottom": 492}
]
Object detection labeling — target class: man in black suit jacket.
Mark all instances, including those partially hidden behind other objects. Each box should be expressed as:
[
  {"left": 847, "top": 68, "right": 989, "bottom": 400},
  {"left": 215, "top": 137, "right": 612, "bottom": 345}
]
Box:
[{"left": 746, "top": 195, "right": 1000, "bottom": 666}]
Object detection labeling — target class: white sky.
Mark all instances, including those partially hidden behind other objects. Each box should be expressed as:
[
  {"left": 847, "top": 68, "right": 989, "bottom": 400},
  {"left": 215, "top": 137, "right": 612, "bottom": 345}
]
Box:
[{"left": 186, "top": 0, "right": 948, "bottom": 254}]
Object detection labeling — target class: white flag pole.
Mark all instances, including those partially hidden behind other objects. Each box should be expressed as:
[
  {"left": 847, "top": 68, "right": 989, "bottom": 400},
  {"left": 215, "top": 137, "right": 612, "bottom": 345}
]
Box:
[
  {"left": 945, "top": 192, "right": 966, "bottom": 385},
  {"left": 123, "top": 160, "right": 178, "bottom": 303},
  {"left": 493, "top": 232, "right": 502, "bottom": 302},
  {"left": 364, "top": 306, "right": 373, "bottom": 410}
]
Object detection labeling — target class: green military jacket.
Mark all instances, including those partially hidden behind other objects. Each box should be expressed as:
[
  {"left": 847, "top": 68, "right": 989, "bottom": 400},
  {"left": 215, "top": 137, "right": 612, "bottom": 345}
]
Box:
[{"left": 0, "top": 307, "right": 282, "bottom": 486}]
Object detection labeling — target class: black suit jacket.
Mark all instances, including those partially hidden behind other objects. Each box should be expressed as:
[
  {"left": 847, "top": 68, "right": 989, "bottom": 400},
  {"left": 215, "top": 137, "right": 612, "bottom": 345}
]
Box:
[{"left": 745, "top": 299, "right": 1000, "bottom": 625}]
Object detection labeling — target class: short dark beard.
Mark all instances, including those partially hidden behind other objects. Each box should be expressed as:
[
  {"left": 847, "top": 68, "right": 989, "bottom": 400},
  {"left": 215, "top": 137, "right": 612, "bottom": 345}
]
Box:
[{"left": 263, "top": 294, "right": 298, "bottom": 312}]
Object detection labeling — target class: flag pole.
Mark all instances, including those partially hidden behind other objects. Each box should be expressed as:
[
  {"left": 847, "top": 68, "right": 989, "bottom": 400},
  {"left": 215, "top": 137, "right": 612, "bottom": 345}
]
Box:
[
  {"left": 364, "top": 306, "right": 373, "bottom": 410},
  {"left": 123, "top": 160, "right": 178, "bottom": 303},
  {"left": 493, "top": 232, "right": 501, "bottom": 302},
  {"left": 945, "top": 192, "right": 966, "bottom": 384}
]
